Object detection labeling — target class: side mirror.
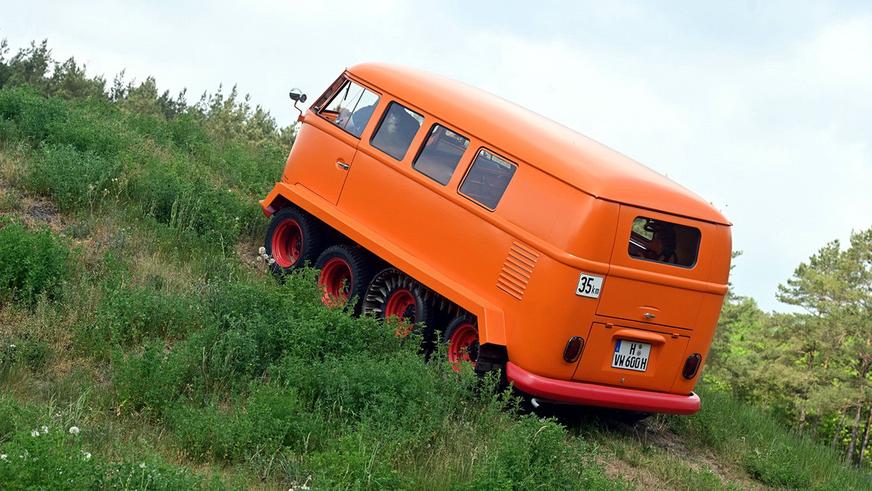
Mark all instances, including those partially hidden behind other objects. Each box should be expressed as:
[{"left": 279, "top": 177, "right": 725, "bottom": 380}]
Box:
[{"left": 289, "top": 89, "right": 307, "bottom": 103}]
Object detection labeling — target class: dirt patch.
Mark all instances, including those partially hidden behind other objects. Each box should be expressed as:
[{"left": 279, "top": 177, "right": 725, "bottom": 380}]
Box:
[
  {"left": 621, "top": 419, "right": 765, "bottom": 490},
  {"left": 236, "top": 238, "right": 271, "bottom": 275},
  {"left": 0, "top": 178, "right": 63, "bottom": 232},
  {"left": 601, "top": 455, "right": 668, "bottom": 490}
]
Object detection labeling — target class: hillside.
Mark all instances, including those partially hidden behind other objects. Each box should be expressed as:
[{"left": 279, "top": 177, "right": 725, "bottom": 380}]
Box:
[{"left": 1, "top": 41, "right": 870, "bottom": 490}]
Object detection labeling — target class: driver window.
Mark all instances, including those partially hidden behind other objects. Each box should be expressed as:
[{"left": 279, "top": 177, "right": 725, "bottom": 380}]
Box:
[{"left": 319, "top": 80, "right": 380, "bottom": 138}]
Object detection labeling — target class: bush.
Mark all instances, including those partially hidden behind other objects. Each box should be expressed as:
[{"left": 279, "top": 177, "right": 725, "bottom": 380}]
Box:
[
  {"left": 26, "top": 143, "right": 122, "bottom": 211},
  {"left": 82, "top": 283, "right": 204, "bottom": 355},
  {"left": 0, "top": 220, "right": 70, "bottom": 306},
  {"left": 669, "top": 387, "right": 870, "bottom": 489},
  {"left": 463, "top": 415, "right": 617, "bottom": 491},
  {"left": 0, "top": 424, "right": 217, "bottom": 489},
  {"left": 112, "top": 340, "right": 188, "bottom": 416},
  {"left": 170, "top": 384, "right": 324, "bottom": 464},
  {"left": 307, "top": 434, "right": 406, "bottom": 490},
  {"left": 0, "top": 339, "right": 49, "bottom": 374}
]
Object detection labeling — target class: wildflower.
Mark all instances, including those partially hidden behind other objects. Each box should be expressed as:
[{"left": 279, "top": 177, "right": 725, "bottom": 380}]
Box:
[
  {"left": 68, "top": 426, "right": 80, "bottom": 435},
  {"left": 256, "top": 255, "right": 263, "bottom": 262},
  {"left": 81, "top": 450, "right": 91, "bottom": 461},
  {"left": 268, "top": 258, "right": 276, "bottom": 265},
  {"left": 8, "top": 344, "right": 15, "bottom": 349},
  {"left": 258, "top": 246, "right": 266, "bottom": 255},
  {"left": 139, "top": 462, "right": 146, "bottom": 469},
  {"left": 1, "top": 454, "right": 8, "bottom": 461},
  {"left": 31, "top": 429, "right": 40, "bottom": 437},
  {"left": 41, "top": 425, "right": 48, "bottom": 434}
]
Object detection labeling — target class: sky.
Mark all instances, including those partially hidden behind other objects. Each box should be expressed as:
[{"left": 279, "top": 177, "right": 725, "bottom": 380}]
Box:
[{"left": 3, "top": 0, "right": 872, "bottom": 311}]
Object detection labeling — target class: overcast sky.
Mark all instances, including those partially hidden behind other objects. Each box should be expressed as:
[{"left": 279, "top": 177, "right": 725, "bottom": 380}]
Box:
[{"left": 3, "top": 1, "right": 872, "bottom": 311}]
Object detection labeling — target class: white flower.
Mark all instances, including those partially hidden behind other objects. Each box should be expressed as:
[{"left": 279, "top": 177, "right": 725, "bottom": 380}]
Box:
[
  {"left": 256, "top": 255, "right": 263, "bottom": 262},
  {"left": 1, "top": 454, "right": 8, "bottom": 461},
  {"left": 258, "top": 246, "right": 266, "bottom": 255},
  {"left": 40, "top": 425, "right": 48, "bottom": 434},
  {"left": 81, "top": 451, "right": 91, "bottom": 461},
  {"left": 68, "top": 426, "right": 80, "bottom": 435},
  {"left": 268, "top": 258, "right": 275, "bottom": 265},
  {"left": 8, "top": 344, "right": 14, "bottom": 349},
  {"left": 30, "top": 429, "right": 40, "bottom": 437},
  {"left": 139, "top": 462, "right": 146, "bottom": 469}
]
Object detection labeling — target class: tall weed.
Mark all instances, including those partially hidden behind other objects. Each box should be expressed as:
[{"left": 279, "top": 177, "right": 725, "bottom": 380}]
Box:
[{"left": 0, "top": 220, "right": 70, "bottom": 306}]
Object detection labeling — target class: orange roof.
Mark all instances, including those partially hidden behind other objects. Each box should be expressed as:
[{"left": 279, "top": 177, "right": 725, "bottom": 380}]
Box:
[{"left": 347, "top": 63, "right": 730, "bottom": 226}]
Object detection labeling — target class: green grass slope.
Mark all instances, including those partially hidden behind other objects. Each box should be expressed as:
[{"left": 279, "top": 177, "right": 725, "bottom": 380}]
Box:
[{"left": 0, "top": 66, "right": 869, "bottom": 489}]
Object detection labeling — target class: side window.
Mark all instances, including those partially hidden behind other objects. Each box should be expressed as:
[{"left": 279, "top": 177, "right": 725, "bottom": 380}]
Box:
[
  {"left": 413, "top": 125, "right": 470, "bottom": 185},
  {"left": 459, "top": 149, "right": 517, "bottom": 209},
  {"left": 318, "top": 79, "right": 380, "bottom": 138},
  {"left": 371, "top": 102, "right": 424, "bottom": 160}
]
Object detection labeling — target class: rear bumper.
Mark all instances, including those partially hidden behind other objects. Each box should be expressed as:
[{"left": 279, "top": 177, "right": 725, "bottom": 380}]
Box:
[{"left": 505, "top": 362, "right": 700, "bottom": 415}]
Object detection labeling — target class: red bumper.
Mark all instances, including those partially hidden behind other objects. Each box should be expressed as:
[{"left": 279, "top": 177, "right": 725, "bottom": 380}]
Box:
[{"left": 505, "top": 362, "right": 701, "bottom": 415}]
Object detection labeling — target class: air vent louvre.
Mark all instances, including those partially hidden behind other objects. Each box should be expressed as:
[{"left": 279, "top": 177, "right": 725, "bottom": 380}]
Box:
[{"left": 496, "top": 242, "right": 540, "bottom": 300}]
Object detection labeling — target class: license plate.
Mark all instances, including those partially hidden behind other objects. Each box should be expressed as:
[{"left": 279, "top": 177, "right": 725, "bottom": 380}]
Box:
[{"left": 611, "top": 340, "right": 651, "bottom": 372}]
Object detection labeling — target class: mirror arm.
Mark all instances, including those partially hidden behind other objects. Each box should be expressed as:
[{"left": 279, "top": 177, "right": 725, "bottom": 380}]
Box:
[{"left": 292, "top": 99, "right": 304, "bottom": 122}]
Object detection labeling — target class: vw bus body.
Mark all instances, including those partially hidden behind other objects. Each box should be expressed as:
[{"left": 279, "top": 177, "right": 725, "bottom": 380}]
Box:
[{"left": 260, "top": 63, "right": 732, "bottom": 415}]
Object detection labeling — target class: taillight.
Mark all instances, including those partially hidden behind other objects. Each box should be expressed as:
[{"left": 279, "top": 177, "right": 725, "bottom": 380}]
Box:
[
  {"left": 682, "top": 353, "right": 702, "bottom": 379},
  {"left": 563, "top": 336, "right": 584, "bottom": 363}
]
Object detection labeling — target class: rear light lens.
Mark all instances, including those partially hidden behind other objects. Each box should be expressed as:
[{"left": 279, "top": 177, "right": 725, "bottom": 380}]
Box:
[
  {"left": 682, "top": 353, "right": 702, "bottom": 379},
  {"left": 563, "top": 336, "right": 584, "bottom": 363}
]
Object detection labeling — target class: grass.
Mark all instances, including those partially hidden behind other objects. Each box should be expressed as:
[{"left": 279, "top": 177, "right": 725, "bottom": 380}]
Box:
[{"left": 0, "top": 68, "right": 869, "bottom": 490}]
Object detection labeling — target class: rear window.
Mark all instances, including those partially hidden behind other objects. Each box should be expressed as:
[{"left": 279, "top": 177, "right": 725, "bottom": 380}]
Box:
[
  {"left": 413, "top": 125, "right": 470, "bottom": 185},
  {"left": 371, "top": 102, "right": 424, "bottom": 160},
  {"left": 628, "top": 217, "right": 700, "bottom": 268},
  {"left": 458, "top": 149, "right": 517, "bottom": 210}
]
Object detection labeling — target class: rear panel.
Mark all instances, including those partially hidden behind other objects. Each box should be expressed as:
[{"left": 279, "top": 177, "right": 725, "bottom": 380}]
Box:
[{"left": 571, "top": 205, "right": 731, "bottom": 393}]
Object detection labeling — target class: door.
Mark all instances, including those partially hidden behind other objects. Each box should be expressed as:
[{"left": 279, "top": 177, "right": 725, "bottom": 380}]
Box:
[
  {"left": 284, "top": 77, "right": 380, "bottom": 204},
  {"left": 595, "top": 205, "right": 716, "bottom": 329}
]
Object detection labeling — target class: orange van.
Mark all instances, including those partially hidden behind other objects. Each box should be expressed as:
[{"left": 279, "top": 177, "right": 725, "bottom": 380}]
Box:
[{"left": 260, "top": 64, "right": 732, "bottom": 415}]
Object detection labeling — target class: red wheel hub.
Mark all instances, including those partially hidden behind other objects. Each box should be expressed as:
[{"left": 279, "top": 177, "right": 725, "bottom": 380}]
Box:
[
  {"left": 318, "top": 257, "right": 353, "bottom": 307},
  {"left": 448, "top": 322, "right": 479, "bottom": 370},
  {"left": 271, "top": 219, "right": 302, "bottom": 268},
  {"left": 385, "top": 288, "right": 416, "bottom": 336}
]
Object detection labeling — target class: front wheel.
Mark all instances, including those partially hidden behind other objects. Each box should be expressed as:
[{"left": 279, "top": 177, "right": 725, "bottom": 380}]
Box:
[{"left": 263, "top": 207, "right": 325, "bottom": 275}]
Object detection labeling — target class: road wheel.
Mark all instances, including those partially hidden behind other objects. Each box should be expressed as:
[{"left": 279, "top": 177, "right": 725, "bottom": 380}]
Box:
[
  {"left": 445, "top": 316, "right": 479, "bottom": 371},
  {"left": 315, "top": 244, "right": 375, "bottom": 312},
  {"left": 363, "top": 268, "right": 434, "bottom": 338},
  {"left": 264, "top": 207, "right": 325, "bottom": 275}
]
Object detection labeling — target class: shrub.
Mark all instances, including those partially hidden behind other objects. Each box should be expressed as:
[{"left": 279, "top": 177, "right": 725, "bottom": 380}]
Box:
[
  {"left": 112, "top": 340, "right": 188, "bottom": 416},
  {"left": 82, "top": 283, "right": 204, "bottom": 355},
  {"left": 0, "top": 423, "right": 217, "bottom": 489},
  {"left": 306, "top": 434, "right": 406, "bottom": 491},
  {"left": 669, "top": 387, "right": 871, "bottom": 489},
  {"left": 0, "top": 220, "right": 70, "bottom": 306},
  {"left": 0, "top": 86, "right": 68, "bottom": 144},
  {"left": 0, "top": 339, "right": 49, "bottom": 373},
  {"left": 462, "top": 415, "right": 617, "bottom": 491},
  {"left": 170, "top": 384, "right": 324, "bottom": 464},
  {"left": 26, "top": 143, "right": 122, "bottom": 211}
]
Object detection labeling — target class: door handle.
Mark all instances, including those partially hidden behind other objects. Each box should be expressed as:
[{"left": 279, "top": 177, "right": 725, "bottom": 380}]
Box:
[{"left": 336, "top": 160, "right": 350, "bottom": 170}]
